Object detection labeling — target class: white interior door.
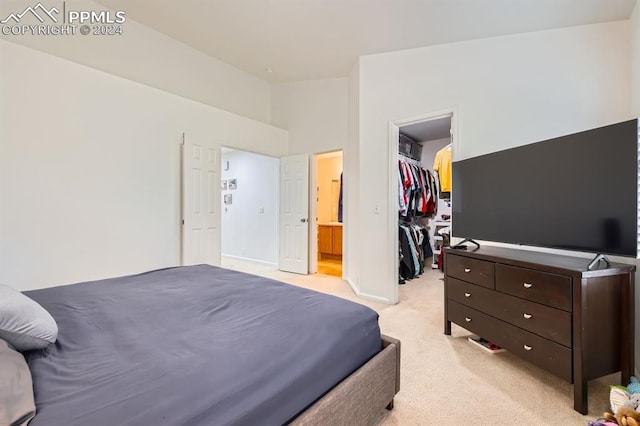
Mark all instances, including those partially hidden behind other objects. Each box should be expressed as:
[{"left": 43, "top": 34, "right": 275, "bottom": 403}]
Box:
[
  {"left": 279, "top": 154, "right": 309, "bottom": 274},
  {"left": 182, "top": 135, "right": 220, "bottom": 266}
]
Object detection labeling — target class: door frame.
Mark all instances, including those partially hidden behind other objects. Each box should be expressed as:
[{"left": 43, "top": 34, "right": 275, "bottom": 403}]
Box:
[
  {"left": 388, "top": 107, "right": 458, "bottom": 303},
  {"left": 310, "top": 149, "right": 344, "bottom": 275},
  {"left": 218, "top": 145, "right": 281, "bottom": 267}
]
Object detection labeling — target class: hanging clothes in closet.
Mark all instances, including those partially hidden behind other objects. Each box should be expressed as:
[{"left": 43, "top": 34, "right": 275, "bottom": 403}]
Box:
[
  {"left": 398, "top": 156, "right": 438, "bottom": 220},
  {"left": 398, "top": 154, "right": 438, "bottom": 283},
  {"left": 399, "top": 222, "right": 431, "bottom": 281},
  {"left": 433, "top": 144, "right": 452, "bottom": 198}
]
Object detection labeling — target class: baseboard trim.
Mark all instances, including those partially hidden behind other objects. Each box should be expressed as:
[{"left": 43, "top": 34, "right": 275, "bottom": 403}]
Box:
[
  {"left": 345, "top": 277, "right": 359, "bottom": 295},
  {"left": 221, "top": 254, "right": 277, "bottom": 266},
  {"left": 345, "top": 277, "right": 393, "bottom": 305},
  {"left": 358, "top": 292, "right": 393, "bottom": 305}
]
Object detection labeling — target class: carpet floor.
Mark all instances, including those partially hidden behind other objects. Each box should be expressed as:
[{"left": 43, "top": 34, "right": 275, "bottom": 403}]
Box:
[{"left": 222, "top": 258, "right": 614, "bottom": 425}]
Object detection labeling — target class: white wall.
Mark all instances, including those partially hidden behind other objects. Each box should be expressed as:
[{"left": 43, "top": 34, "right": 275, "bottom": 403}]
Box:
[
  {"left": 632, "top": 1, "right": 640, "bottom": 375},
  {"left": 220, "top": 149, "right": 279, "bottom": 264},
  {"left": 271, "top": 77, "right": 350, "bottom": 275},
  {"left": 420, "top": 137, "right": 451, "bottom": 171},
  {"left": 271, "top": 78, "right": 349, "bottom": 154},
  {"left": 0, "top": 40, "right": 287, "bottom": 291},
  {"left": 345, "top": 62, "right": 361, "bottom": 294},
  {"left": 353, "top": 21, "right": 632, "bottom": 304},
  {"left": 631, "top": 0, "right": 640, "bottom": 373},
  {"left": 0, "top": 0, "right": 270, "bottom": 123},
  {"left": 632, "top": 1, "right": 640, "bottom": 116}
]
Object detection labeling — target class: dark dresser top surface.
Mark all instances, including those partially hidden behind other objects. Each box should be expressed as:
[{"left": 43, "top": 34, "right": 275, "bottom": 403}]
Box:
[{"left": 444, "top": 246, "right": 636, "bottom": 278}]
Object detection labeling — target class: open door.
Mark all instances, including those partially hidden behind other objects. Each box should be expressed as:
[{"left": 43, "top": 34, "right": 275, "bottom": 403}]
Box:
[
  {"left": 181, "top": 134, "right": 221, "bottom": 266},
  {"left": 279, "top": 154, "right": 309, "bottom": 274}
]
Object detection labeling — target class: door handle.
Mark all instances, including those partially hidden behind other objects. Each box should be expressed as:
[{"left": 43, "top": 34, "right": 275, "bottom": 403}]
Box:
[{"left": 300, "top": 218, "right": 307, "bottom": 223}]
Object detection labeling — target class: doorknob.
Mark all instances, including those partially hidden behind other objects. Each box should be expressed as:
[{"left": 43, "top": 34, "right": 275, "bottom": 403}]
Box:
[{"left": 300, "top": 218, "right": 307, "bottom": 223}]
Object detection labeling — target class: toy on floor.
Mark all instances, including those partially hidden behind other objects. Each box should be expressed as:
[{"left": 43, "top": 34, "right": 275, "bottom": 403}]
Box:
[
  {"left": 628, "top": 377, "right": 640, "bottom": 396},
  {"left": 602, "top": 407, "right": 640, "bottom": 426},
  {"left": 610, "top": 377, "right": 640, "bottom": 413}
]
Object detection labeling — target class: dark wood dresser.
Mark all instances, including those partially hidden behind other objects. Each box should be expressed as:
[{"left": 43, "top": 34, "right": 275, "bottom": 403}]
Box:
[{"left": 443, "top": 246, "right": 636, "bottom": 414}]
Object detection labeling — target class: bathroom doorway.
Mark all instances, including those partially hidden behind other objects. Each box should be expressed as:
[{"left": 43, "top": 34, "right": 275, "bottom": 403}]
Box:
[{"left": 314, "top": 150, "right": 343, "bottom": 277}]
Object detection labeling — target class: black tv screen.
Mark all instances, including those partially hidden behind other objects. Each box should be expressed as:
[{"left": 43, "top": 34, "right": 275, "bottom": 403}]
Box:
[{"left": 452, "top": 119, "right": 638, "bottom": 257}]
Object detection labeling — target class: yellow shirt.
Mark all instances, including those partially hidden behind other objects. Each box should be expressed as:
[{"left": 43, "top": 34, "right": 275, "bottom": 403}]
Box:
[{"left": 433, "top": 146, "right": 452, "bottom": 192}]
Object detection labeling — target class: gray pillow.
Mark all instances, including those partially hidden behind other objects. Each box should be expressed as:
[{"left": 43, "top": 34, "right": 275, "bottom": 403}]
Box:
[
  {"left": 0, "top": 338, "right": 36, "bottom": 426},
  {"left": 0, "top": 285, "right": 58, "bottom": 351}
]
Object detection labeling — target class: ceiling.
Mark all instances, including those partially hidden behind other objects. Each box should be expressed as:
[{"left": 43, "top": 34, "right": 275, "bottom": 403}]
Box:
[
  {"left": 401, "top": 117, "right": 451, "bottom": 142},
  {"left": 96, "top": 0, "right": 637, "bottom": 84}
]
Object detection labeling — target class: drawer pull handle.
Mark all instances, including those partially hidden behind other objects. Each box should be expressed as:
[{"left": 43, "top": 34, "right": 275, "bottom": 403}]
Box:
[
  {"left": 524, "top": 344, "right": 533, "bottom": 351},
  {"left": 464, "top": 268, "right": 471, "bottom": 273},
  {"left": 523, "top": 313, "right": 532, "bottom": 319},
  {"left": 465, "top": 317, "right": 472, "bottom": 322},
  {"left": 523, "top": 282, "right": 533, "bottom": 289},
  {"left": 464, "top": 292, "right": 471, "bottom": 298}
]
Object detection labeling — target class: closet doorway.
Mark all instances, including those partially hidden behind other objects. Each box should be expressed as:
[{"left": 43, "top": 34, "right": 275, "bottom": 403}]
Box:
[
  {"left": 313, "top": 150, "right": 344, "bottom": 277},
  {"left": 220, "top": 147, "right": 279, "bottom": 275},
  {"left": 393, "top": 110, "right": 455, "bottom": 292}
]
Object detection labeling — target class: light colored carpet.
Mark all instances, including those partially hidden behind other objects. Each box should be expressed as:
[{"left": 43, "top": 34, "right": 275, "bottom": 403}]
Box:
[{"left": 222, "top": 258, "right": 613, "bottom": 425}]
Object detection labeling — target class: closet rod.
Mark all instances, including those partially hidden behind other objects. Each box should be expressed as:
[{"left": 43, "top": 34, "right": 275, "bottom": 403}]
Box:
[{"left": 399, "top": 152, "right": 422, "bottom": 166}]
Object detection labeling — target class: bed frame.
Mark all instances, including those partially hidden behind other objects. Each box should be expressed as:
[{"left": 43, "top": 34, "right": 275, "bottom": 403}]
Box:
[{"left": 292, "top": 334, "right": 401, "bottom": 425}]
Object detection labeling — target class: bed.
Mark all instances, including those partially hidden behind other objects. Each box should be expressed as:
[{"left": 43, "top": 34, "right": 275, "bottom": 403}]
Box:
[{"left": 20, "top": 265, "right": 400, "bottom": 425}]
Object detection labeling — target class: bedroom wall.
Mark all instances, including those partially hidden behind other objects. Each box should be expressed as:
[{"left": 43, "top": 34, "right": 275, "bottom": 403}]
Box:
[
  {"left": 345, "top": 62, "right": 361, "bottom": 295},
  {"left": 270, "top": 78, "right": 349, "bottom": 154},
  {"left": 352, "top": 21, "right": 632, "bottom": 304},
  {"left": 0, "top": 0, "right": 270, "bottom": 123},
  {"left": 632, "top": 1, "right": 640, "bottom": 116},
  {"left": 632, "top": 1, "right": 640, "bottom": 377},
  {"left": 0, "top": 40, "right": 287, "bottom": 291},
  {"left": 270, "top": 77, "right": 350, "bottom": 274},
  {"left": 220, "top": 149, "right": 279, "bottom": 264},
  {"left": 632, "top": 0, "right": 640, "bottom": 374}
]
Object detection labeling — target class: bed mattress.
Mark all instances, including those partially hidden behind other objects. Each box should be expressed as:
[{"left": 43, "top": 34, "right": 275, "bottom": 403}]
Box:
[{"left": 23, "top": 265, "right": 381, "bottom": 425}]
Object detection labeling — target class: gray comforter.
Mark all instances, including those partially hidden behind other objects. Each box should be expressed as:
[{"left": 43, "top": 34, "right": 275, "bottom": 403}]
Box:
[{"left": 23, "top": 265, "right": 381, "bottom": 426}]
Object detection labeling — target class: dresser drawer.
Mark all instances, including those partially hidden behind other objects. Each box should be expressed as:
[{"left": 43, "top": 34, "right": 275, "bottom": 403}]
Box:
[
  {"left": 446, "top": 253, "right": 495, "bottom": 289},
  {"left": 447, "top": 300, "right": 572, "bottom": 381},
  {"left": 495, "top": 264, "right": 572, "bottom": 312},
  {"left": 447, "top": 277, "right": 572, "bottom": 347}
]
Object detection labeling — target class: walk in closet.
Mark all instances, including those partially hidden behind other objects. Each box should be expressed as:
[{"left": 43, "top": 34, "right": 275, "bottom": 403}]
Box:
[{"left": 397, "top": 116, "right": 452, "bottom": 284}]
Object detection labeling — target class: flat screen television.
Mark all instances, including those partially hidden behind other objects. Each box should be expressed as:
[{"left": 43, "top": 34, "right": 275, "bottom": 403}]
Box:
[{"left": 451, "top": 118, "right": 639, "bottom": 260}]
